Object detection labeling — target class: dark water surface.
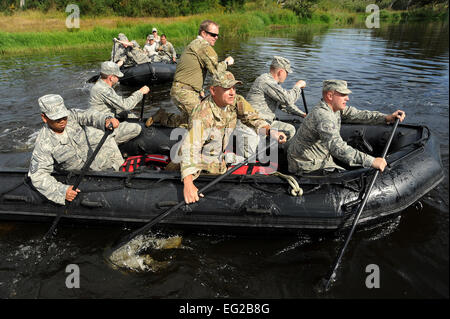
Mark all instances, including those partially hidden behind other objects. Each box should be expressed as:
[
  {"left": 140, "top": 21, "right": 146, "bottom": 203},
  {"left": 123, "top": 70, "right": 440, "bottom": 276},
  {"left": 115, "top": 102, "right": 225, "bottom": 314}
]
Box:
[{"left": 0, "top": 22, "right": 448, "bottom": 299}]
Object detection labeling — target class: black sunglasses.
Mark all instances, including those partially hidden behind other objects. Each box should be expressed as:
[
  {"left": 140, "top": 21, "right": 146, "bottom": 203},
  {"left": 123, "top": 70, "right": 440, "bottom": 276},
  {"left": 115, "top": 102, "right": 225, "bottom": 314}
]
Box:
[
  {"left": 205, "top": 30, "right": 219, "bottom": 38},
  {"left": 46, "top": 115, "right": 67, "bottom": 123}
]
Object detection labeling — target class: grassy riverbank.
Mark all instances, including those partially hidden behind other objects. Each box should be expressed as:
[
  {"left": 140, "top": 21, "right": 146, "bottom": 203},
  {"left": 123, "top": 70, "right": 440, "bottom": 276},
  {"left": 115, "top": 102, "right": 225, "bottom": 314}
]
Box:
[
  {"left": 0, "top": 1, "right": 448, "bottom": 55},
  {"left": 0, "top": 9, "right": 299, "bottom": 55}
]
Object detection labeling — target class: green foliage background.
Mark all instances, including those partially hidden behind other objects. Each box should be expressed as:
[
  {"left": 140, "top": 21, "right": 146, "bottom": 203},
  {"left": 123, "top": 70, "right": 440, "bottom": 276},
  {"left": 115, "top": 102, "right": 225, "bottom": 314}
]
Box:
[
  {"left": 0, "top": 0, "right": 447, "bottom": 54},
  {"left": 1, "top": 0, "right": 448, "bottom": 17},
  {"left": 3, "top": 0, "right": 240, "bottom": 16}
]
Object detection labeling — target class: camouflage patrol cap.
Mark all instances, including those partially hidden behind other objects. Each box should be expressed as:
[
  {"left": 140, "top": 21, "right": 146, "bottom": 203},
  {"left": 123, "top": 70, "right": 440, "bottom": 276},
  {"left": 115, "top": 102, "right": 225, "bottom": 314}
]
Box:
[
  {"left": 117, "top": 33, "right": 129, "bottom": 41},
  {"left": 100, "top": 61, "right": 124, "bottom": 77},
  {"left": 38, "top": 94, "right": 69, "bottom": 120},
  {"left": 323, "top": 79, "right": 352, "bottom": 94},
  {"left": 211, "top": 71, "right": 242, "bottom": 88},
  {"left": 271, "top": 56, "right": 292, "bottom": 73},
  {"left": 147, "top": 34, "right": 154, "bottom": 40}
]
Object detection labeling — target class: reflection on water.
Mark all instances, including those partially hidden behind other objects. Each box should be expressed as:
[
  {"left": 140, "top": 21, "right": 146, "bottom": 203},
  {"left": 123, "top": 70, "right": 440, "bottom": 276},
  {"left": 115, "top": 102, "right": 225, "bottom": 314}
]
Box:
[
  {"left": 0, "top": 22, "right": 448, "bottom": 298},
  {"left": 109, "top": 234, "right": 183, "bottom": 272}
]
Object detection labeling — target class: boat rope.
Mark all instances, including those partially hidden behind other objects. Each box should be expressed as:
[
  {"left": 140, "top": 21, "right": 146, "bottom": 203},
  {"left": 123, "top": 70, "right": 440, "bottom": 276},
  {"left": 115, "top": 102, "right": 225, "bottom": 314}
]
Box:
[
  {"left": 0, "top": 175, "right": 28, "bottom": 198},
  {"left": 302, "top": 184, "right": 323, "bottom": 195},
  {"left": 271, "top": 172, "right": 303, "bottom": 197},
  {"left": 76, "top": 171, "right": 170, "bottom": 193},
  {"left": 250, "top": 180, "right": 282, "bottom": 194}
]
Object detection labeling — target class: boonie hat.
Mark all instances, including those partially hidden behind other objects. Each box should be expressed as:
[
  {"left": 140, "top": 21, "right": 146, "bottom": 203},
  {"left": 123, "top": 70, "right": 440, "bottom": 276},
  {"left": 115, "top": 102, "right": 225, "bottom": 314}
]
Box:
[
  {"left": 323, "top": 79, "right": 352, "bottom": 95},
  {"left": 38, "top": 94, "right": 69, "bottom": 120},
  {"left": 271, "top": 56, "right": 293, "bottom": 73},
  {"left": 152, "top": 27, "right": 157, "bottom": 32},
  {"left": 212, "top": 71, "right": 242, "bottom": 88},
  {"left": 100, "top": 61, "right": 124, "bottom": 77}
]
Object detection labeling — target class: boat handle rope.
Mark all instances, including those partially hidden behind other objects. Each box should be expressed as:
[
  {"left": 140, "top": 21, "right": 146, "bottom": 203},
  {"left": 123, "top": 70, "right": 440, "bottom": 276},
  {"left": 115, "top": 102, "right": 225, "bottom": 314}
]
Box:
[
  {"left": 385, "top": 133, "right": 429, "bottom": 156},
  {"left": 76, "top": 172, "right": 169, "bottom": 193},
  {"left": 387, "top": 145, "right": 425, "bottom": 168},
  {"left": 271, "top": 172, "right": 303, "bottom": 196},
  {"left": 248, "top": 180, "right": 283, "bottom": 194},
  {"left": 383, "top": 125, "right": 430, "bottom": 158},
  {"left": 0, "top": 174, "right": 30, "bottom": 200}
]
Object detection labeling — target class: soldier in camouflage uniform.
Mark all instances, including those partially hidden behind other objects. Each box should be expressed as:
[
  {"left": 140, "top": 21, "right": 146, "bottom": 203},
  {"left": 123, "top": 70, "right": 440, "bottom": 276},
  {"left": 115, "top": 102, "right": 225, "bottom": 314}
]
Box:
[
  {"left": 151, "top": 27, "right": 161, "bottom": 45},
  {"left": 157, "top": 34, "right": 177, "bottom": 63},
  {"left": 89, "top": 61, "right": 149, "bottom": 144},
  {"left": 287, "top": 80, "right": 406, "bottom": 175},
  {"left": 181, "top": 71, "right": 287, "bottom": 204},
  {"left": 125, "top": 40, "right": 151, "bottom": 66},
  {"left": 28, "top": 94, "right": 123, "bottom": 205},
  {"left": 234, "top": 56, "right": 307, "bottom": 158},
  {"left": 111, "top": 33, "right": 129, "bottom": 66},
  {"left": 143, "top": 34, "right": 159, "bottom": 61},
  {"left": 113, "top": 37, "right": 151, "bottom": 67},
  {"left": 149, "top": 20, "right": 234, "bottom": 128}
]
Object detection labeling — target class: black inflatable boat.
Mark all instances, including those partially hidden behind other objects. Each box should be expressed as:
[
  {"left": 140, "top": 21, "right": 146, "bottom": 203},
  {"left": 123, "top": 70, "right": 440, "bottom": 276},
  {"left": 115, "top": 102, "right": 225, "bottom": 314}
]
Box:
[
  {"left": 0, "top": 122, "right": 444, "bottom": 232},
  {"left": 87, "top": 62, "right": 176, "bottom": 87}
]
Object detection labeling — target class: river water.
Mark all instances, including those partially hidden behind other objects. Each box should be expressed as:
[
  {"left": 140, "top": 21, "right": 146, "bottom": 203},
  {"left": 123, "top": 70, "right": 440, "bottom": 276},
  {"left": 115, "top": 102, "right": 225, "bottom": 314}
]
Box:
[{"left": 0, "top": 22, "right": 448, "bottom": 299}]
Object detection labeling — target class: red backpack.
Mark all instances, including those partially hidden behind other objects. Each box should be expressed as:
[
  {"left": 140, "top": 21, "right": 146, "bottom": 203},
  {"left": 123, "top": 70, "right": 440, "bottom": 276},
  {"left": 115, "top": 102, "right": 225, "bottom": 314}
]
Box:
[
  {"left": 120, "top": 154, "right": 170, "bottom": 172},
  {"left": 230, "top": 161, "right": 278, "bottom": 175}
]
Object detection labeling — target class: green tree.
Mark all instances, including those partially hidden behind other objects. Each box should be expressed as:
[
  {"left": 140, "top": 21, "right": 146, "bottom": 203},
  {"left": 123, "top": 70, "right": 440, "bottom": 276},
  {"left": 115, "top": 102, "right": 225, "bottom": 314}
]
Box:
[{"left": 278, "top": 0, "right": 318, "bottom": 19}]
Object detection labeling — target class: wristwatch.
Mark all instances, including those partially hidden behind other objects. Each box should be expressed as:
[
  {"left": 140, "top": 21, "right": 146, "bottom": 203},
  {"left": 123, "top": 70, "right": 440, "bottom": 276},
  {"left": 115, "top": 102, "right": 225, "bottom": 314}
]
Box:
[{"left": 105, "top": 116, "right": 114, "bottom": 130}]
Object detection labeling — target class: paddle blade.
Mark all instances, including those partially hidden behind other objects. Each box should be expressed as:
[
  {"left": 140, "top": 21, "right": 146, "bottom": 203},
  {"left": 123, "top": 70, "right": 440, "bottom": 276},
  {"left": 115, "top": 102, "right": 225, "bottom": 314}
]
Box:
[{"left": 87, "top": 74, "right": 100, "bottom": 83}]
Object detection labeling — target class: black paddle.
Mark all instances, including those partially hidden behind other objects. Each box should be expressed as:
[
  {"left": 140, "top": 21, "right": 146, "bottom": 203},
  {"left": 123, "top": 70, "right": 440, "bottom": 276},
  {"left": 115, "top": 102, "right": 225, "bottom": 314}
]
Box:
[
  {"left": 43, "top": 123, "right": 114, "bottom": 239},
  {"left": 301, "top": 89, "right": 308, "bottom": 114},
  {"left": 113, "top": 138, "right": 280, "bottom": 251},
  {"left": 139, "top": 93, "right": 146, "bottom": 121},
  {"left": 112, "top": 38, "right": 116, "bottom": 63},
  {"left": 160, "top": 47, "right": 176, "bottom": 64},
  {"left": 87, "top": 74, "right": 100, "bottom": 83},
  {"left": 322, "top": 116, "right": 401, "bottom": 292}
]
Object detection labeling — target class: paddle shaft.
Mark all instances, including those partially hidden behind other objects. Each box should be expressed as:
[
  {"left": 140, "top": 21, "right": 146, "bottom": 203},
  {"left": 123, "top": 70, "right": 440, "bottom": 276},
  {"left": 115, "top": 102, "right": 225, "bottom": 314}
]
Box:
[
  {"left": 160, "top": 46, "right": 174, "bottom": 61},
  {"left": 44, "top": 124, "right": 114, "bottom": 239},
  {"left": 301, "top": 89, "right": 308, "bottom": 114},
  {"left": 139, "top": 94, "right": 146, "bottom": 121},
  {"left": 324, "top": 117, "right": 400, "bottom": 291},
  {"left": 112, "top": 38, "right": 116, "bottom": 62},
  {"left": 119, "top": 139, "right": 279, "bottom": 246}
]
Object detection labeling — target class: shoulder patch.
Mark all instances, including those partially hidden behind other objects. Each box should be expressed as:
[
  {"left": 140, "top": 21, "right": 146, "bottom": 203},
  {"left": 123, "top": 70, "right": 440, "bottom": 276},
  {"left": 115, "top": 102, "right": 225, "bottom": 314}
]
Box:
[
  {"left": 29, "top": 157, "right": 39, "bottom": 174},
  {"left": 319, "top": 120, "right": 337, "bottom": 133}
]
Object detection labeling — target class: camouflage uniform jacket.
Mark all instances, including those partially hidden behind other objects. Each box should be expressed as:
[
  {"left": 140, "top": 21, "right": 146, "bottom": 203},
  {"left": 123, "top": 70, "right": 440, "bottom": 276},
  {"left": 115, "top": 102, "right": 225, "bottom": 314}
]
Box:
[
  {"left": 113, "top": 44, "right": 150, "bottom": 67},
  {"left": 126, "top": 46, "right": 151, "bottom": 66},
  {"left": 28, "top": 109, "right": 124, "bottom": 205},
  {"left": 173, "top": 36, "right": 227, "bottom": 92},
  {"left": 144, "top": 43, "right": 158, "bottom": 57},
  {"left": 89, "top": 79, "right": 143, "bottom": 117},
  {"left": 158, "top": 41, "right": 177, "bottom": 60},
  {"left": 287, "top": 100, "right": 387, "bottom": 174},
  {"left": 242, "top": 73, "right": 304, "bottom": 124},
  {"left": 180, "top": 95, "right": 269, "bottom": 180}
]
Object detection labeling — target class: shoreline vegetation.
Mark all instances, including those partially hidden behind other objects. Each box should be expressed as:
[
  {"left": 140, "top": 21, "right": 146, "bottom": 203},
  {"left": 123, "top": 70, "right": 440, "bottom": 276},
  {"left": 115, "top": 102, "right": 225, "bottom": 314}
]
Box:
[{"left": 0, "top": 0, "right": 448, "bottom": 55}]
